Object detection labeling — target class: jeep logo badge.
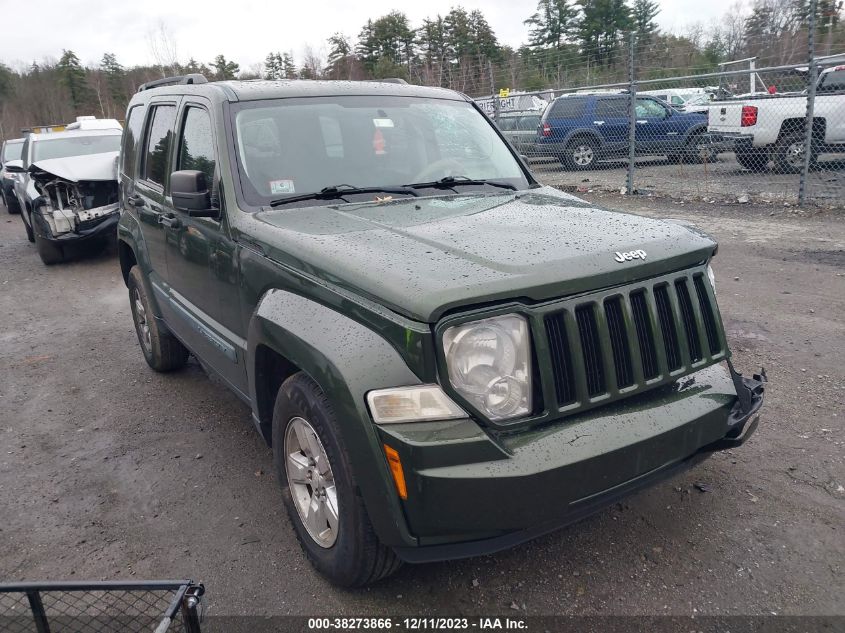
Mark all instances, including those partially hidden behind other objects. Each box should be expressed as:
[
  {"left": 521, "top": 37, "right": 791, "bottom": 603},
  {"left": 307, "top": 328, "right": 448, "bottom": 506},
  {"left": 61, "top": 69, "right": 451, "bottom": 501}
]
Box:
[{"left": 614, "top": 249, "right": 647, "bottom": 263}]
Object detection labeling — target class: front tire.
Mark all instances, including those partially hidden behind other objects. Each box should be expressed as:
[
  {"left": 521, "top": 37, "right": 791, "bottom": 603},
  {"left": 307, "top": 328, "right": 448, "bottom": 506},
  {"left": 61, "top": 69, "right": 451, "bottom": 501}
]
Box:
[
  {"left": 272, "top": 373, "right": 401, "bottom": 587},
  {"left": 561, "top": 137, "right": 599, "bottom": 170},
  {"left": 735, "top": 149, "right": 769, "bottom": 172},
  {"left": 127, "top": 265, "right": 189, "bottom": 372}
]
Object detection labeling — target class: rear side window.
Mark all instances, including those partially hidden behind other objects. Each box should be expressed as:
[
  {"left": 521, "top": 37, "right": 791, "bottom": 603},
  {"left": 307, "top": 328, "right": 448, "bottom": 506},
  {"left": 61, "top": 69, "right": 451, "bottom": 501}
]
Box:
[
  {"left": 120, "top": 105, "right": 145, "bottom": 178},
  {"left": 143, "top": 105, "right": 177, "bottom": 187},
  {"left": 549, "top": 99, "right": 587, "bottom": 120},
  {"left": 595, "top": 99, "right": 629, "bottom": 118},
  {"left": 818, "top": 69, "right": 845, "bottom": 93},
  {"left": 177, "top": 107, "right": 216, "bottom": 189}
]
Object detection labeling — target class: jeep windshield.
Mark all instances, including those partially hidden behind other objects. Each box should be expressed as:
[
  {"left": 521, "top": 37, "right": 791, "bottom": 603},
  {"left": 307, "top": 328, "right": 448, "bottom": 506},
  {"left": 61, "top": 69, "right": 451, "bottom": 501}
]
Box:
[
  {"left": 32, "top": 134, "right": 121, "bottom": 162},
  {"left": 231, "top": 95, "right": 531, "bottom": 208}
]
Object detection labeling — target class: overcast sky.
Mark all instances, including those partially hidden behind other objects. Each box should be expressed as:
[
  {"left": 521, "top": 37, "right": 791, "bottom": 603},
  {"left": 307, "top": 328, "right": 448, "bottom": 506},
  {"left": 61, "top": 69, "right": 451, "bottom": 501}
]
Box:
[{"left": 0, "top": 0, "right": 742, "bottom": 71}]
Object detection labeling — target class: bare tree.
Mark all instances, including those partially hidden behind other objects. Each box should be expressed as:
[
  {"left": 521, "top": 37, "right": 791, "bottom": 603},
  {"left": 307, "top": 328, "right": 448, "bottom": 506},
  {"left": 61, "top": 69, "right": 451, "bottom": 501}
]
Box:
[{"left": 146, "top": 20, "right": 180, "bottom": 77}]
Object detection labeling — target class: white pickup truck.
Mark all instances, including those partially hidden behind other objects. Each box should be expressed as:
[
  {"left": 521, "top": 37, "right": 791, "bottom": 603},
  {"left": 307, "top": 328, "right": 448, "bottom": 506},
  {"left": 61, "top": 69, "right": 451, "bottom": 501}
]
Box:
[{"left": 707, "top": 65, "right": 845, "bottom": 173}]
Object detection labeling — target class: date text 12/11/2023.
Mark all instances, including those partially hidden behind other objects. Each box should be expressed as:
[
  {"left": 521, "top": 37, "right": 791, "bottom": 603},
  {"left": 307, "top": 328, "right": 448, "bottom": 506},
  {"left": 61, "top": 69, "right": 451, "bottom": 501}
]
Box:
[{"left": 307, "top": 617, "right": 528, "bottom": 630}]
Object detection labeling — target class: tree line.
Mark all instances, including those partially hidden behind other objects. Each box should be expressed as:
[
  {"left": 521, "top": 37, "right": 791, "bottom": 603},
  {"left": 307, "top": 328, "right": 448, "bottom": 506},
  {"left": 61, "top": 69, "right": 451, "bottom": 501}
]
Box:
[{"left": 0, "top": 0, "right": 843, "bottom": 140}]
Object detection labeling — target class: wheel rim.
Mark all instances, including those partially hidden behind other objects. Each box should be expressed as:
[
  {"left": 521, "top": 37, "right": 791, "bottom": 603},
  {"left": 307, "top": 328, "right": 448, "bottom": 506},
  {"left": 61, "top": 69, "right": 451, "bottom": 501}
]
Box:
[
  {"left": 133, "top": 288, "right": 152, "bottom": 354},
  {"left": 785, "top": 142, "right": 804, "bottom": 168},
  {"left": 572, "top": 144, "right": 594, "bottom": 166},
  {"left": 284, "top": 416, "right": 339, "bottom": 548}
]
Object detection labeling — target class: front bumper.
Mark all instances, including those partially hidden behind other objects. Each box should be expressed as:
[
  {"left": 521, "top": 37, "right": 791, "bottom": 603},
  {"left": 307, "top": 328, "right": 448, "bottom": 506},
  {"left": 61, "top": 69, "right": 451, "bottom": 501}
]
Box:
[
  {"left": 380, "top": 363, "right": 766, "bottom": 563},
  {"left": 38, "top": 210, "right": 120, "bottom": 244}
]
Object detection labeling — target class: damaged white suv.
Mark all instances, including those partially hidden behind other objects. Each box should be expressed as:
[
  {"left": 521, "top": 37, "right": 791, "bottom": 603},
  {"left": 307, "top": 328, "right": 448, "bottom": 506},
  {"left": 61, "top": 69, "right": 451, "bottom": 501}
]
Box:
[{"left": 10, "top": 126, "right": 122, "bottom": 264}]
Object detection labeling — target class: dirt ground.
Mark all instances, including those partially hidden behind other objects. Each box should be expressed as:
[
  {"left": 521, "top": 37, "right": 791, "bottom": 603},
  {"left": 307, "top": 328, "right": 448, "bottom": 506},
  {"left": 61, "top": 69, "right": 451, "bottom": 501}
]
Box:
[{"left": 0, "top": 192, "right": 842, "bottom": 618}]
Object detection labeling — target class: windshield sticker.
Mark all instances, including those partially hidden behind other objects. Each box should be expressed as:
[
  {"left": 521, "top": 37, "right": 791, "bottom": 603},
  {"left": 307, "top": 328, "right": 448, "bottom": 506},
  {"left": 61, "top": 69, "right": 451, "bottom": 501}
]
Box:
[
  {"left": 372, "top": 118, "right": 395, "bottom": 128},
  {"left": 269, "top": 179, "right": 295, "bottom": 194}
]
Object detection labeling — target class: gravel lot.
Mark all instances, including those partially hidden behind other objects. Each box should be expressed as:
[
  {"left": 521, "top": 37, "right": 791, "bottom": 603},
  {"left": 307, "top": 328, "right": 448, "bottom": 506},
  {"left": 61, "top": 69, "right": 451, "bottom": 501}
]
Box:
[
  {"left": 532, "top": 153, "right": 845, "bottom": 205},
  {"left": 0, "top": 192, "right": 843, "bottom": 618}
]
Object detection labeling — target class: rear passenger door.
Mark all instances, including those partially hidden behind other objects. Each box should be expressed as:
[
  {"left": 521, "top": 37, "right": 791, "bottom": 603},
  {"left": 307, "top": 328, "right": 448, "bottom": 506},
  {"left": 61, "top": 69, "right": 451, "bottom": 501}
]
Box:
[{"left": 134, "top": 100, "right": 179, "bottom": 286}]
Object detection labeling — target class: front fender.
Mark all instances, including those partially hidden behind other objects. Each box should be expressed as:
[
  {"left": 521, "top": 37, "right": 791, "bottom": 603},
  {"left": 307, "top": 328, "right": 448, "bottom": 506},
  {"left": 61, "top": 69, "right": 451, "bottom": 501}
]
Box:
[
  {"left": 247, "top": 289, "right": 422, "bottom": 548},
  {"left": 117, "top": 211, "right": 164, "bottom": 317}
]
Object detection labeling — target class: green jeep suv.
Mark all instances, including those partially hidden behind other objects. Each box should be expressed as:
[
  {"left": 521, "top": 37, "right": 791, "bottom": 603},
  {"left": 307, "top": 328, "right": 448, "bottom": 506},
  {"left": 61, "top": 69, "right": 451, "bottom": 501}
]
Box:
[{"left": 117, "top": 75, "right": 766, "bottom": 586}]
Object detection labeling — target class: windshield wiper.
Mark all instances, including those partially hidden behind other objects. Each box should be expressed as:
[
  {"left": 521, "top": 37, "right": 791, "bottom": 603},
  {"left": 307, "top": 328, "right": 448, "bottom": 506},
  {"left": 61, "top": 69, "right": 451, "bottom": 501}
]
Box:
[
  {"left": 269, "top": 184, "right": 418, "bottom": 207},
  {"left": 402, "top": 176, "right": 518, "bottom": 192}
]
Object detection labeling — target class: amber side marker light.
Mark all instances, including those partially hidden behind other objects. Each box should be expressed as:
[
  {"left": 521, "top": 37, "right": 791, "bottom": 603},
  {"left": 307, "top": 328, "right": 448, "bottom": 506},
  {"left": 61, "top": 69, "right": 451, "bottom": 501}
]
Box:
[{"left": 383, "top": 444, "right": 408, "bottom": 500}]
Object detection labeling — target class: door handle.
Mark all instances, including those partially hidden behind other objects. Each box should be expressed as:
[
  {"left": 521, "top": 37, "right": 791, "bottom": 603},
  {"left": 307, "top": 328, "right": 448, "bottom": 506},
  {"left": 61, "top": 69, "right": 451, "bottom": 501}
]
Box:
[
  {"left": 593, "top": 120, "right": 605, "bottom": 125},
  {"left": 126, "top": 194, "right": 145, "bottom": 207},
  {"left": 636, "top": 120, "right": 648, "bottom": 124},
  {"left": 159, "top": 213, "right": 182, "bottom": 229}
]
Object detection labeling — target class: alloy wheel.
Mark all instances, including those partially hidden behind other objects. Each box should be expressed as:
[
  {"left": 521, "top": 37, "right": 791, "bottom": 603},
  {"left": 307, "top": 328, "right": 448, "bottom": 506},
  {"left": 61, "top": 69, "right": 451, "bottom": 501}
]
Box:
[
  {"left": 284, "top": 416, "right": 339, "bottom": 548},
  {"left": 133, "top": 288, "right": 152, "bottom": 353}
]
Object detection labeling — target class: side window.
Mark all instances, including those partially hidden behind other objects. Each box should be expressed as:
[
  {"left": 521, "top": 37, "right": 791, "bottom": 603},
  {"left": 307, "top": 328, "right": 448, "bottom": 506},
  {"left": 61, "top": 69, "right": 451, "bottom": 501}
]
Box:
[
  {"left": 595, "top": 99, "right": 629, "bottom": 118},
  {"left": 120, "top": 105, "right": 145, "bottom": 178},
  {"left": 635, "top": 98, "right": 667, "bottom": 118},
  {"left": 177, "top": 107, "right": 217, "bottom": 190},
  {"left": 142, "top": 105, "right": 176, "bottom": 187},
  {"left": 549, "top": 99, "right": 587, "bottom": 119}
]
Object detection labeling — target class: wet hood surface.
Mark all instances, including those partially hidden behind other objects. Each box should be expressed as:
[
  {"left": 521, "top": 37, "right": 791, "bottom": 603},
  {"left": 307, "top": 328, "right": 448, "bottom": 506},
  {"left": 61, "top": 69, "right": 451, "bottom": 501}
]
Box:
[
  {"left": 247, "top": 186, "right": 716, "bottom": 322},
  {"left": 29, "top": 151, "right": 118, "bottom": 183}
]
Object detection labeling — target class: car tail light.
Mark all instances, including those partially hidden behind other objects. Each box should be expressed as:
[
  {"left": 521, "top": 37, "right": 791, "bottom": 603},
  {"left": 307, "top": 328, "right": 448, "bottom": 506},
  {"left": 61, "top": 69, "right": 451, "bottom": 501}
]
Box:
[
  {"left": 541, "top": 122, "right": 551, "bottom": 137},
  {"left": 741, "top": 105, "right": 758, "bottom": 127}
]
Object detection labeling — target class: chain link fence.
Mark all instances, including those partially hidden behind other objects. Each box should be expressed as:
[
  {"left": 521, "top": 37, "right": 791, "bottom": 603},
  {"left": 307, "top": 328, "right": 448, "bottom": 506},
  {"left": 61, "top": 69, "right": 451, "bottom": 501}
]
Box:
[
  {"left": 0, "top": 581, "right": 204, "bottom": 633},
  {"left": 479, "top": 33, "right": 844, "bottom": 208}
]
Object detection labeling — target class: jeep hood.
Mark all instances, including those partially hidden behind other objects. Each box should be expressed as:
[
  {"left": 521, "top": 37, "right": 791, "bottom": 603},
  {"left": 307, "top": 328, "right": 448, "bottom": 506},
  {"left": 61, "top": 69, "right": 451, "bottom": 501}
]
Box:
[
  {"left": 245, "top": 186, "right": 716, "bottom": 322},
  {"left": 29, "top": 151, "right": 118, "bottom": 183}
]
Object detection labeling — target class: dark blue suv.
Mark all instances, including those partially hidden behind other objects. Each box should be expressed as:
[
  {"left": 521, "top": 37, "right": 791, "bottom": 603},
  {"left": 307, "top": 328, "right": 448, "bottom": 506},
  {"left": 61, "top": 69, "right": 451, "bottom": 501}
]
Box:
[{"left": 536, "top": 94, "right": 716, "bottom": 170}]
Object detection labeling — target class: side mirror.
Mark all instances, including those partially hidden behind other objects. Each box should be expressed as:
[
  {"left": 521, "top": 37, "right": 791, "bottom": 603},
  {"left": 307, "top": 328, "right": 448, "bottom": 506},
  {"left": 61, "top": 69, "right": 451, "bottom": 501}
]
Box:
[
  {"left": 170, "top": 170, "right": 215, "bottom": 217},
  {"left": 4, "top": 159, "right": 24, "bottom": 173}
]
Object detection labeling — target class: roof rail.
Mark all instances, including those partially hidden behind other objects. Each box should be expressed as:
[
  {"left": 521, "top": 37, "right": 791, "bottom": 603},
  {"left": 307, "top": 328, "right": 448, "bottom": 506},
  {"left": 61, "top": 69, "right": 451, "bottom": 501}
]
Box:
[
  {"left": 138, "top": 74, "right": 208, "bottom": 92},
  {"left": 379, "top": 78, "right": 408, "bottom": 84}
]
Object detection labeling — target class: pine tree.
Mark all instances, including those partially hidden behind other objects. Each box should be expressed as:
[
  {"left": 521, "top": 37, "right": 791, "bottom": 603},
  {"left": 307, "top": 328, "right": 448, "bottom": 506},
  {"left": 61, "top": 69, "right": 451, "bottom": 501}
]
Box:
[
  {"left": 417, "top": 16, "right": 449, "bottom": 85},
  {"left": 264, "top": 52, "right": 281, "bottom": 79},
  {"left": 57, "top": 50, "right": 90, "bottom": 109},
  {"left": 210, "top": 55, "right": 240, "bottom": 80},
  {"left": 281, "top": 53, "right": 297, "bottom": 79},
  {"left": 524, "top": 0, "right": 580, "bottom": 49},
  {"left": 356, "top": 11, "right": 415, "bottom": 74},
  {"left": 578, "top": 0, "right": 632, "bottom": 65},
  {"left": 100, "top": 53, "right": 126, "bottom": 108},
  {"left": 325, "top": 34, "right": 353, "bottom": 79},
  {"left": 0, "top": 63, "right": 13, "bottom": 100},
  {"left": 632, "top": 0, "right": 660, "bottom": 47}
]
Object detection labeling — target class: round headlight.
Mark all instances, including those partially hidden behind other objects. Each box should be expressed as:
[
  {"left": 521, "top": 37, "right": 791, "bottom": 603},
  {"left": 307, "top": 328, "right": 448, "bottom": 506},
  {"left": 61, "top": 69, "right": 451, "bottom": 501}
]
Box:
[{"left": 443, "top": 314, "right": 531, "bottom": 421}]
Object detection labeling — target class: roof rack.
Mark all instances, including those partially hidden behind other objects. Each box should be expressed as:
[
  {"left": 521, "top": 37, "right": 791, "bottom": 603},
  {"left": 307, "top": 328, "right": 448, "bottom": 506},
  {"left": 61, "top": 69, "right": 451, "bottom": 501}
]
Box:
[{"left": 138, "top": 74, "right": 208, "bottom": 92}]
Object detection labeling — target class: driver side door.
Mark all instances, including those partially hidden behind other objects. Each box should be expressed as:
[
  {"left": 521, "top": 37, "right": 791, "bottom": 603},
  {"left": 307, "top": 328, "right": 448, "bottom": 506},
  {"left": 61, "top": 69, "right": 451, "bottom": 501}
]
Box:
[{"left": 634, "top": 97, "right": 674, "bottom": 153}]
